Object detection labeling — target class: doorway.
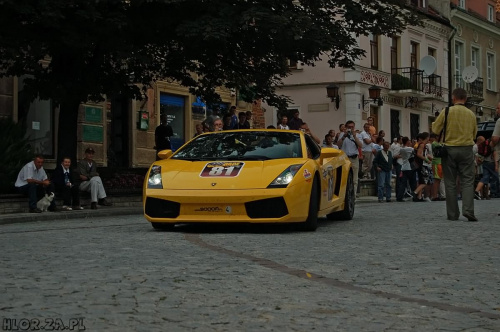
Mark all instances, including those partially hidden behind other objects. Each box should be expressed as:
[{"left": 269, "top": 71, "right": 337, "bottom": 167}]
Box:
[{"left": 108, "top": 95, "right": 130, "bottom": 167}]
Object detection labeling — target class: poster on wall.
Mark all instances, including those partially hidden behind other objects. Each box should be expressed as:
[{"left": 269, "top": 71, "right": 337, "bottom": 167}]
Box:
[{"left": 160, "top": 93, "right": 185, "bottom": 151}]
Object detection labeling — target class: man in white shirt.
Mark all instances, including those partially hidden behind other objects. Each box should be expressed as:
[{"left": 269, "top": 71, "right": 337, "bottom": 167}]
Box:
[
  {"left": 337, "top": 120, "right": 363, "bottom": 198},
  {"left": 15, "top": 155, "right": 56, "bottom": 213},
  {"left": 360, "top": 123, "right": 374, "bottom": 179}
]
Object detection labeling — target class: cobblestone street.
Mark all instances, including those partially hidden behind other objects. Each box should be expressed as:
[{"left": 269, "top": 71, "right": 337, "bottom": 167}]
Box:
[{"left": 1, "top": 199, "right": 499, "bottom": 331}]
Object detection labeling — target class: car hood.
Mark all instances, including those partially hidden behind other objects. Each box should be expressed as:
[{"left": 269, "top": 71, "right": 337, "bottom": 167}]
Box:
[{"left": 156, "top": 159, "right": 307, "bottom": 190}]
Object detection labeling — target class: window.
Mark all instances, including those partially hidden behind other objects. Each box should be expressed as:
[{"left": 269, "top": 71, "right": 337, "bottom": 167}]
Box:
[
  {"left": 487, "top": 52, "right": 495, "bottom": 90},
  {"left": 428, "top": 47, "right": 436, "bottom": 57},
  {"left": 391, "top": 37, "right": 399, "bottom": 70},
  {"left": 458, "top": 0, "right": 465, "bottom": 9},
  {"left": 410, "top": 42, "right": 418, "bottom": 69},
  {"left": 370, "top": 34, "right": 379, "bottom": 70},
  {"left": 488, "top": 5, "right": 495, "bottom": 22},
  {"left": 471, "top": 47, "right": 480, "bottom": 72},
  {"left": 454, "top": 41, "right": 464, "bottom": 88}
]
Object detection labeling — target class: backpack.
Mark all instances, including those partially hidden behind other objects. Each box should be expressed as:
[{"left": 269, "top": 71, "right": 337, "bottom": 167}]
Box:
[{"left": 477, "top": 139, "right": 492, "bottom": 157}]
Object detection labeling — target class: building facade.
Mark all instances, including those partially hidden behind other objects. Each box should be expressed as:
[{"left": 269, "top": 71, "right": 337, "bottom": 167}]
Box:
[
  {"left": 263, "top": 1, "right": 455, "bottom": 140},
  {"left": 0, "top": 77, "right": 263, "bottom": 170},
  {"left": 450, "top": 0, "right": 500, "bottom": 121}
]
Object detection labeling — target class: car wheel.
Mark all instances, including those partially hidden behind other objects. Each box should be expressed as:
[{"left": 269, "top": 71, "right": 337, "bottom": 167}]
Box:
[
  {"left": 327, "top": 171, "right": 355, "bottom": 221},
  {"left": 301, "top": 176, "right": 319, "bottom": 231},
  {"left": 151, "top": 222, "right": 175, "bottom": 231}
]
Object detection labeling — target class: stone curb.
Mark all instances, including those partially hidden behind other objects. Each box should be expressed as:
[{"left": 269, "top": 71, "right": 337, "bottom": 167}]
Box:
[{"left": 0, "top": 206, "right": 144, "bottom": 225}]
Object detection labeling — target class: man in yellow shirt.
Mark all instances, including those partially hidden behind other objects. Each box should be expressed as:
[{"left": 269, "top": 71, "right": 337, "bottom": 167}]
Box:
[{"left": 432, "top": 88, "right": 477, "bottom": 222}]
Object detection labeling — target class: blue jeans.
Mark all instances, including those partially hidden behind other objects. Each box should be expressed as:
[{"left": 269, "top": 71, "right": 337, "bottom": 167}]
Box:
[{"left": 377, "top": 170, "right": 392, "bottom": 200}]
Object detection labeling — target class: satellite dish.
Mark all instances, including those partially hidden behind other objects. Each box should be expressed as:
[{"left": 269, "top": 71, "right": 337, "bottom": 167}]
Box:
[
  {"left": 419, "top": 56, "right": 437, "bottom": 75},
  {"left": 462, "top": 66, "right": 478, "bottom": 83}
]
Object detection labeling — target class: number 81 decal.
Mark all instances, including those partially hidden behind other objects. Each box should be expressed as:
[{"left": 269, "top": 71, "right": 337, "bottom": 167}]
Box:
[{"left": 200, "top": 162, "right": 245, "bottom": 177}]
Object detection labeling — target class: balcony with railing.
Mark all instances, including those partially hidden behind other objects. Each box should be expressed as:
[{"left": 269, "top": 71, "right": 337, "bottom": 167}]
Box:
[
  {"left": 422, "top": 74, "right": 443, "bottom": 100},
  {"left": 390, "top": 67, "right": 424, "bottom": 96}
]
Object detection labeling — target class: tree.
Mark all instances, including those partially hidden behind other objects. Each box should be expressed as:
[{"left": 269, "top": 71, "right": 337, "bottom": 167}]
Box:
[{"left": 0, "top": 0, "right": 420, "bottom": 161}]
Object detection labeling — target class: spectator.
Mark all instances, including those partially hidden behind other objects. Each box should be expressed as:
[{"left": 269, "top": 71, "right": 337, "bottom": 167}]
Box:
[
  {"left": 360, "top": 123, "right": 374, "bottom": 179},
  {"left": 213, "top": 117, "right": 223, "bottom": 131},
  {"left": 396, "top": 137, "right": 417, "bottom": 202},
  {"left": 228, "top": 106, "right": 238, "bottom": 129},
  {"left": 378, "top": 130, "right": 386, "bottom": 142},
  {"left": 432, "top": 88, "right": 478, "bottom": 221},
  {"left": 288, "top": 110, "right": 304, "bottom": 130},
  {"left": 222, "top": 113, "right": 232, "bottom": 130},
  {"left": 429, "top": 133, "right": 445, "bottom": 201},
  {"left": 278, "top": 116, "right": 289, "bottom": 130},
  {"left": 299, "top": 123, "right": 321, "bottom": 145},
  {"left": 236, "top": 112, "right": 250, "bottom": 129},
  {"left": 52, "top": 156, "right": 83, "bottom": 211},
  {"left": 367, "top": 116, "right": 377, "bottom": 136},
  {"left": 155, "top": 114, "right": 173, "bottom": 160},
  {"left": 390, "top": 136, "right": 402, "bottom": 196},
  {"left": 474, "top": 136, "right": 498, "bottom": 200},
  {"left": 323, "top": 134, "right": 339, "bottom": 148},
  {"left": 245, "top": 111, "right": 253, "bottom": 129},
  {"left": 488, "top": 101, "right": 500, "bottom": 200},
  {"left": 411, "top": 132, "right": 432, "bottom": 202},
  {"left": 78, "top": 147, "right": 112, "bottom": 210},
  {"left": 337, "top": 120, "right": 363, "bottom": 197},
  {"left": 15, "top": 154, "right": 56, "bottom": 213},
  {"left": 373, "top": 141, "right": 393, "bottom": 202},
  {"left": 194, "top": 123, "right": 204, "bottom": 137}
]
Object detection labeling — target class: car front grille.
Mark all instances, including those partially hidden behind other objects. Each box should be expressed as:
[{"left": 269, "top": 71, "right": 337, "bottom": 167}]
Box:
[
  {"left": 145, "top": 197, "right": 180, "bottom": 218},
  {"left": 245, "top": 197, "right": 288, "bottom": 219}
]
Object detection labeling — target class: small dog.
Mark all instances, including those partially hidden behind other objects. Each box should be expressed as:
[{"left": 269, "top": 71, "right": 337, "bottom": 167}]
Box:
[{"left": 36, "top": 192, "right": 55, "bottom": 212}]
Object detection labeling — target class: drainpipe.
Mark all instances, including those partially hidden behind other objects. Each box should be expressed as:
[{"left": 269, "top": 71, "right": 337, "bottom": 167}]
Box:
[{"left": 448, "top": 23, "right": 458, "bottom": 106}]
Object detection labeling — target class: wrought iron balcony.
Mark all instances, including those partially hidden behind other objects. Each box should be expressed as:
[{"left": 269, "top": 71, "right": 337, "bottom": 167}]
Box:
[
  {"left": 422, "top": 74, "right": 443, "bottom": 100},
  {"left": 390, "top": 67, "right": 424, "bottom": 95}
]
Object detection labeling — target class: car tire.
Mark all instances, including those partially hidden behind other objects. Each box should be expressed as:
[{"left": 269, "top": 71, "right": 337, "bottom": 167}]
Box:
[
  {"left": 327, "top": 171, "right": 355, "bottom": 221},
  {"left": 301, "top": 176, "right": 319, "bottom": 231},
  {"left": 151, "top": 222, "right": 175, "bottom": 231}
]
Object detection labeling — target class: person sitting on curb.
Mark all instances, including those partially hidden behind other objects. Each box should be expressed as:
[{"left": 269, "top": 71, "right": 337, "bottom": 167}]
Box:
[
  {"left": 52, "top": 156, "right": 83, "bottom": 211},
  {"left": 77, "top": 147, "right": 112, "bottom": 210},
  {"left": 15, "top": 154, "right": 57, "bottom": 213}
]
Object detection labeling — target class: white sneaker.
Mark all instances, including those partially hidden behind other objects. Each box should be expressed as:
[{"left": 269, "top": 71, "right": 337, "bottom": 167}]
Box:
[
  {"left": 62, "top": 205, "right": 73, "bottom": 211},
  {"left": 425, "top": 197, "right": 431, "bottom": 202}
]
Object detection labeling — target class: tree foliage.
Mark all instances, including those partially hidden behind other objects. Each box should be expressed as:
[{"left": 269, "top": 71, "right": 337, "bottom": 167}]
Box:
[{"left": 0, "top": 0, "right": 420, "bottom": 110}]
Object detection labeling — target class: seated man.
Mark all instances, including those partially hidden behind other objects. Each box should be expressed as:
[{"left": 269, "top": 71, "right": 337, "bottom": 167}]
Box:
[
  {"left": 78, "top": 147, "right": 112, "bottom": 209},
  {"left": 52, "top": 156, "right": 83, "bottom": 211},
  {"left": 15, "top": 154, "right": 56, "bottom": 213}
]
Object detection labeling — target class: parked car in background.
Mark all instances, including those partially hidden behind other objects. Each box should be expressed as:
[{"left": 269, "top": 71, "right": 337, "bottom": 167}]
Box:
[{"left": 477, "top": 121, "right": 496, "bottom": 139}]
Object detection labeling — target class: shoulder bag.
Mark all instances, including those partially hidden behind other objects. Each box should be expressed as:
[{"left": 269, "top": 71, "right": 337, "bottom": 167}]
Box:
[{"left": 433, "top": 107, "right": 449, "bottom": 158}]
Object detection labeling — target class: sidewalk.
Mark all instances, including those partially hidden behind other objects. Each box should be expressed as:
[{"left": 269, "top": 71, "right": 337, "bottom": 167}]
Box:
[{"left": 0, "top": 205, "right": 144, "bottom": 225}]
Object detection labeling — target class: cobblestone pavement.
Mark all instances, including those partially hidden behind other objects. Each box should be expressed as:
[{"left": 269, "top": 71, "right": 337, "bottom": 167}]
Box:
[{"left": 1, "top": 199, "right": 499, "bottom": 331}]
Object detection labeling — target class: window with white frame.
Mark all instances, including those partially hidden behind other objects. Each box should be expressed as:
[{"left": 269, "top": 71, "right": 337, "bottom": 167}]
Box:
[
  {"left": 471, "top": 47, "right": 480, "bottom": 72},
  {"left": 454, "top": 41, "right": 464, "bottom": 88},
  {"left": 458, "top": 0, "right": 465, "bottom": 9},
  {"left": 487, "top": 52, "right": 495, "bottom": 90},
  {"left": 488, "top": 5, "right": 495, "bottom": 22}
]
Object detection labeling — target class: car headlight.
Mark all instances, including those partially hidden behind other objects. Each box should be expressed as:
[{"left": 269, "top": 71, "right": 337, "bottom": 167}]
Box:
[
  {"left": 268, "top": 164, "right": 303, "bottom": 188},
  {"left": 147, "top": 165, "right": 163, "bottom": 189}
]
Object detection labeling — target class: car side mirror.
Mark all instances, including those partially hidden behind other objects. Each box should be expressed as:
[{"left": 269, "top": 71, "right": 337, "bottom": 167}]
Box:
[
  {"left": 157, "top": 150, "right": 173, "bottom": 160},
  {"left": 320, "top": 147, "right": 342, "bottom": 164}
]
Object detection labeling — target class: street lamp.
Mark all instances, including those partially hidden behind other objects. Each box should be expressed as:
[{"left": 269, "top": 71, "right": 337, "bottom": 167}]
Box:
[
  {"left": 362, "top": 85, "right": 383, "bottom": 108},
  {"left": 326, "top": 84, "right": 341, "bottom": 110}
]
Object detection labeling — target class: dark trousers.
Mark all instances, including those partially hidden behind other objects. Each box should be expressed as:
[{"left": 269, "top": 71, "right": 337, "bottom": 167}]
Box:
[
  {"left": 396, "top": 170, "right": 417, "bottom": 200},
  {"left": 17, "top": 183, "right": 56, "bottom": 209},
  {"left": 55, "top": 184, "right": 80, "bottom": 206}
]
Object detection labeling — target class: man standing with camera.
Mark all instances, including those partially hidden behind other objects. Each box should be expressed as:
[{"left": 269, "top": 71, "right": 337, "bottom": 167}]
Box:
[{"left": 337, "top": 120, "right": 363, "bottom": 199}]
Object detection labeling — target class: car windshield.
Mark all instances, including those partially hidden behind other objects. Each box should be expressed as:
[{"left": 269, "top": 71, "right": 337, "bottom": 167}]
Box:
[{"left": 172, "top": 131, "right": 303, "bottom": 161}]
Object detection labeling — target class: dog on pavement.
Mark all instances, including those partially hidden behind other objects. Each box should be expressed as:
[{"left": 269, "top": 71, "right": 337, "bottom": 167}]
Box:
[{"left": 36, "top": 192, "right": 55, "bottom": 212}]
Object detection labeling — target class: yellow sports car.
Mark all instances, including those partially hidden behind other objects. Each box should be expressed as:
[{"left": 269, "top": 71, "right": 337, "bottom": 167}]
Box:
[{"left": 144, "top": 129, "right": 354, "bottom": 231}]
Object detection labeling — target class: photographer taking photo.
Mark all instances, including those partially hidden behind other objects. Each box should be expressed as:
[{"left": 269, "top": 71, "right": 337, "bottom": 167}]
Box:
[{"left": 337, "top": 120, "right": 362, "bottom": 198}]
